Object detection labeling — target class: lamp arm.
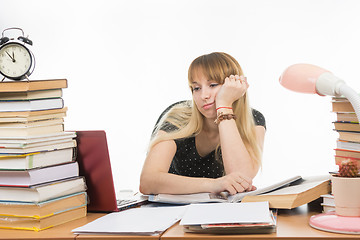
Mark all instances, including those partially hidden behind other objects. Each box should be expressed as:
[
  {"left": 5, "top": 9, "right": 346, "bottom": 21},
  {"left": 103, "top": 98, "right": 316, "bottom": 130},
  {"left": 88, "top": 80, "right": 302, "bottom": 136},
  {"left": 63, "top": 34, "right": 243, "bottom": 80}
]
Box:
[{"left": 338, "top": 84, "right": 360, "bottom": 124}]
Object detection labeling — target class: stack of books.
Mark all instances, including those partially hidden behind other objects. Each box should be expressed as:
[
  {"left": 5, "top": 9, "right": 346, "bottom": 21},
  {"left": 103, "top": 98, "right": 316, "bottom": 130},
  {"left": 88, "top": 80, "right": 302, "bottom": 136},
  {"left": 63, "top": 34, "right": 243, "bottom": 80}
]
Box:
[
  {"left": 320, "top": 194, "right": 335, "bottom": 213},
  {"left": 0, "top": 79, "right": 87, "bottom": 231},
  {"left": 326, "top": 96, "right": 360, "bottom": 212},
  {"left": 332, "top": 97, "right": 360, "bottom": 170}
]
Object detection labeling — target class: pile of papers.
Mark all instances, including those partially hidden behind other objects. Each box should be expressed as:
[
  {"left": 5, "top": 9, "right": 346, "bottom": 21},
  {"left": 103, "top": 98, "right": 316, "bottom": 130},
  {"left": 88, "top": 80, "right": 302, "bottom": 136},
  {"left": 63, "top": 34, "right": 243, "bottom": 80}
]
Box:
[
  {"left": 72, "top": 201, "right": 276, "bottom": 235},
  {"left": 181, "top": 202, "right": 276, "bottom": 234},
  {"left": 72, "top": 206, "right": 187, "bottom": 235}
]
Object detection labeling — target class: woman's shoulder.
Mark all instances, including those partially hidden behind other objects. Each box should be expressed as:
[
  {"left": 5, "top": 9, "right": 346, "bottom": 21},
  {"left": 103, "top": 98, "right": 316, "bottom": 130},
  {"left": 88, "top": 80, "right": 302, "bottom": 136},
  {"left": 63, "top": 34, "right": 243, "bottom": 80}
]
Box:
[{"left": 251, "top": 108, "right": 266, "bottom": 129}]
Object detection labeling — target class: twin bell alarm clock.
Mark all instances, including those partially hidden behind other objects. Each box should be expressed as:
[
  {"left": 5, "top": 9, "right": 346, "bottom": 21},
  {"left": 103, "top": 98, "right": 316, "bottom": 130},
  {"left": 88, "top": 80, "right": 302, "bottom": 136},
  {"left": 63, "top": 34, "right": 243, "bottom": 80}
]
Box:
[{"left": 0, "top": 27, "right": 35, "bottom": 81}]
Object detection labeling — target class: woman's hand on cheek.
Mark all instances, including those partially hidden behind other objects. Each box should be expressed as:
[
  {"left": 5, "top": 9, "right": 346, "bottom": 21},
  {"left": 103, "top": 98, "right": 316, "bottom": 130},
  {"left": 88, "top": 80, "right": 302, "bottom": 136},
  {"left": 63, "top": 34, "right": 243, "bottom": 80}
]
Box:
[{"left": 215, "top": 75, "right": 249, "bottom": 108}]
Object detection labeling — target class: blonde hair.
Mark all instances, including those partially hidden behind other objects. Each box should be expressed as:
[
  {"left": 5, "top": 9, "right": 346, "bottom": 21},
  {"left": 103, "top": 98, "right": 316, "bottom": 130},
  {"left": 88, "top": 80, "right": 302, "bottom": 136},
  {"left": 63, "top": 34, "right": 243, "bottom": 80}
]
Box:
[{"left": 149, "top": 52, "right": 262, "bottom": 169}]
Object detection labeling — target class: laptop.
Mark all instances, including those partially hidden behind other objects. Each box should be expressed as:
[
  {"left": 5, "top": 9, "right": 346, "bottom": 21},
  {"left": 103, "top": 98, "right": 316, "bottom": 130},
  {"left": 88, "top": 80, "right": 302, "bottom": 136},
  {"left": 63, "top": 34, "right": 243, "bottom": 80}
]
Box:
[{"left": 75, "top": 130, "right": 147, "bottom": 212}]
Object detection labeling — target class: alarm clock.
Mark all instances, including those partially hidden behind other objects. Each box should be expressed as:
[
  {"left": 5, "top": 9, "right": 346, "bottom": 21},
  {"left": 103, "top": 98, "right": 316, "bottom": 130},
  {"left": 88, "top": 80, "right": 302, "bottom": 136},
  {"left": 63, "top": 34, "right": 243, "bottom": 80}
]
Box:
[{"left": 0, "top": 27, "right": 35, "bottom": 81}]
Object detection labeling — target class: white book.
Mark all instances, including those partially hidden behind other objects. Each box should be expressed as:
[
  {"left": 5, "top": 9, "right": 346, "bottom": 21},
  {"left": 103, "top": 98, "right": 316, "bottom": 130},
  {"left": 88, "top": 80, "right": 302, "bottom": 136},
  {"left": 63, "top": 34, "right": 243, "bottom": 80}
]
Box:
[
  {"left": 0, "top": 124, "right": 64, "bottom": 137},
  {"left": 336, "top": 140, "right": 360, "bottom": 151},
  {"left": 0, "top": 139, "right": 76, "bottom": 154},
  {"left": 0, "top": 98, "right": 64, "bottom": 112},
  {"left": 0, "top": 177, "right": 86, "bottom": 203},
  {"left": 321, "top": 194, "right": 335, "bottom": 206},
  {"left": 0, "top": 131, "right": 75, "bottom": 141},
  {"left": 0, "top": 148, "right": 74, "bottom": 170},
  {"left": 0, "top": 131, "right": 76, "bottom": 147},
  {"left": 0, "top": 161, "right": 79, "bottom": 187}
]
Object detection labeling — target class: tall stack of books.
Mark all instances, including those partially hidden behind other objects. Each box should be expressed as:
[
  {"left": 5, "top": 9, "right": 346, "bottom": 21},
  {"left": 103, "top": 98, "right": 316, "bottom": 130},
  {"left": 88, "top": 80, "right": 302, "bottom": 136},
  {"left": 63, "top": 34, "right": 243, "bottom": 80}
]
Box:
[
  {"left": 332, "top": 97, "right": 360, "bottom": 167},
  {"left": 324, "top": 96, "right": 360, "bottom": 212},
  {"left": 0, "top": 79, "right": 87, "bottom": 231}
]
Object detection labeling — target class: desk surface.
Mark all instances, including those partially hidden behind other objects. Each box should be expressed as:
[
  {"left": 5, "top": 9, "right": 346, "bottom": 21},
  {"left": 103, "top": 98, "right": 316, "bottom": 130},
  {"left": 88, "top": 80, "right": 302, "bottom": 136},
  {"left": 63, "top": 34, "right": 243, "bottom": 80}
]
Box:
[
  {"left": 0, "top": 213, "right": 100, "bottom": 240},
  {"left": 0, "top": 202, "right": 358, "bottom": 240}
]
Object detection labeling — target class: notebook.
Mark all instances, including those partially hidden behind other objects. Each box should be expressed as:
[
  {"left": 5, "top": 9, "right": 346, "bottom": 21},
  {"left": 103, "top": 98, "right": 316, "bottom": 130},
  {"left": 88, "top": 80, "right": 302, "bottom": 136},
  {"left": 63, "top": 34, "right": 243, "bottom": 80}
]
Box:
[{"left": 75, "top": 130, "right": 147, "bottom": 212}]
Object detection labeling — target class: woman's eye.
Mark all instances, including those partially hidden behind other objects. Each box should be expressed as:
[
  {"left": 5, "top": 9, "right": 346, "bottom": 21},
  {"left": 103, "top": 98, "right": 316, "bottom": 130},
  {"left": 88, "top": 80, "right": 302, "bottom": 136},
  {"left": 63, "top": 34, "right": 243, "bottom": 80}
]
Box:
[
  {"left": 210, "top": 83, "right": 219, "bottom": 88},
  {"left": 193, "top": 87, "right": 200, "bottom": 91}
]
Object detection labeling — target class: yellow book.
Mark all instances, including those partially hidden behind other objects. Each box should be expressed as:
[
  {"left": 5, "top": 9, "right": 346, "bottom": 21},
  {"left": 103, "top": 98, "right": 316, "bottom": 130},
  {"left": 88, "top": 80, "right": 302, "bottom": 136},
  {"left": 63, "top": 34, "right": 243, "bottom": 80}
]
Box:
[
  {"left": 0, "top": 107, "right": 67, "bottom": 120},
  {"left": 0, "top": 192, "right": 87, "bottom": 218},
  {"left": 0, "top": 205, "right": 86, "bottom": 231},
  {"left": 0, "top": 89, "right": 63, "bottom": 101}
]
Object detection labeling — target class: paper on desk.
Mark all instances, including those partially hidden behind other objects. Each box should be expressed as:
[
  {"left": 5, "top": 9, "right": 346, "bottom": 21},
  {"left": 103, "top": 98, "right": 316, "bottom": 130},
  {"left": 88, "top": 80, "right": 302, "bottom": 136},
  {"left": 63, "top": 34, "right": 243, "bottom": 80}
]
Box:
[
  {"left": 180, "top": 201, "right": 272, "bottom": 226},
  {"left": 72, "top": 206, "right": 187, "bottom": 235}
]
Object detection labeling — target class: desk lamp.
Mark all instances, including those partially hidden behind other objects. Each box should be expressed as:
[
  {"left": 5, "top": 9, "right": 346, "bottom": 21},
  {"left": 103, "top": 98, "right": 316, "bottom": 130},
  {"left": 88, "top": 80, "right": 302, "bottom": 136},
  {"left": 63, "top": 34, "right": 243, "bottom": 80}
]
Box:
[
  {"left": 279, "top": 63, "right": 360, "bottom": 235},
  {"left": 279, "top": 63, "right": 360, "bottom": 121}
]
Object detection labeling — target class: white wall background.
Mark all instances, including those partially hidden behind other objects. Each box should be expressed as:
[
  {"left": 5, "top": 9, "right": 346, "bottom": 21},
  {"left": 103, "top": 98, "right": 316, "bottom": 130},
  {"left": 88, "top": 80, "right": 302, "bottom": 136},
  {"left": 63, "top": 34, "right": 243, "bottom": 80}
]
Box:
[{"left": 1, "top": 0, "right": 360, "bottom": 193}]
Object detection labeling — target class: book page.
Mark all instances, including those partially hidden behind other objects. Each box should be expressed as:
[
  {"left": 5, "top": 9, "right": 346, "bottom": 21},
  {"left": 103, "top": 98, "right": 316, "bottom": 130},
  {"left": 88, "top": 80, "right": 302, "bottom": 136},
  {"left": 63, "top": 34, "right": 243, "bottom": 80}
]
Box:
[
  {"left": 228, "top": 175, "right": 302, "bottom": 202},
  {"left": 260, "top": 179, "right": 329, "bottom": 196}
]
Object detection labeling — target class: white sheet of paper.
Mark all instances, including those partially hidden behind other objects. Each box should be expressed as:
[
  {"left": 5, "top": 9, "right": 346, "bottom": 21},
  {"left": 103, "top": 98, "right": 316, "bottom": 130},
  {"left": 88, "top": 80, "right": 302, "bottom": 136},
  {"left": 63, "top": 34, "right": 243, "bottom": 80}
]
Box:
[
  {"left": 180, "top": 201, "right": 272, "bottom": 225},
  {"left": 72, "top": 206, "right": 187, "bottom": 235}
]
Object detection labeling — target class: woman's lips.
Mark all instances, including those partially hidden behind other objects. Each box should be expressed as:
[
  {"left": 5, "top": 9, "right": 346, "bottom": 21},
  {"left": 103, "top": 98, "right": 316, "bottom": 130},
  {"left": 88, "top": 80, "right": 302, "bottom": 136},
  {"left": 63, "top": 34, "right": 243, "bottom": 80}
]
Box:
[{"left": 203, "top": 102, "right": 214, "bottom": 110}]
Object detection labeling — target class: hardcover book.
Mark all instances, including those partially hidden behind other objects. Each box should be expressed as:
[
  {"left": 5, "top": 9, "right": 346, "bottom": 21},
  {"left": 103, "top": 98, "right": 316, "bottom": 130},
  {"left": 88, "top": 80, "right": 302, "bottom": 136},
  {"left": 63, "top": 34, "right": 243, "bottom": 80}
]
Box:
[
  {"left": 0, "top": 79, "right": 67, "bottom": 92},
  {"left": 0, "top": 177, "right": 86, "bottom": 203},
  {"left": 0, "top": 161, "right": 79, "bottom": 187},
  {"left": 0, "top": 192, "right": 87, "bottom": 218}
]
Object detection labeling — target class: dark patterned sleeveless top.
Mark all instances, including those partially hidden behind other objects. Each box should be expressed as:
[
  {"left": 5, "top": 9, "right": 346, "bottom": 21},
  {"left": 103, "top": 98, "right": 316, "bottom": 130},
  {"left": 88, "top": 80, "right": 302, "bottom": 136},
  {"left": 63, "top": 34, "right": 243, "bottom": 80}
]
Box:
[{"left": 155, "top": 101, "right": 266, "bottom": 178}]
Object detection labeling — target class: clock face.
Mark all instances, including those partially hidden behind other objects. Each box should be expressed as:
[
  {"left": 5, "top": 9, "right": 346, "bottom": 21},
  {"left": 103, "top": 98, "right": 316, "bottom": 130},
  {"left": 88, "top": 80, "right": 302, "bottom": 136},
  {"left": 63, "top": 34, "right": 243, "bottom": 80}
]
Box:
[{"left": 0, "top": 42, "right": 32, "bottom": 80}]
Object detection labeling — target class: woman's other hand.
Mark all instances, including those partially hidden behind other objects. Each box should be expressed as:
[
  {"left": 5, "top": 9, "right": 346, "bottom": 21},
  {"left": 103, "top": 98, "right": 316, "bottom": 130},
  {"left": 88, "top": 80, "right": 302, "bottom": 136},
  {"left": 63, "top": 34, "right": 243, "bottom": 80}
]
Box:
[{"left": 211, "top": 172, "right": 255, "bottom": 195}]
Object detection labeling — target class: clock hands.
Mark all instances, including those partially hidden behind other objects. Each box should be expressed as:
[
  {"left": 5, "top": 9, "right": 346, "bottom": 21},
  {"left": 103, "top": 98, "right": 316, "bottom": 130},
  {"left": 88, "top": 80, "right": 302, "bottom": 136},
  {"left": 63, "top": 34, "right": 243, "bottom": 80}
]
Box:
[
  {"left": 5, "top": 51, "right": 12, "bottom": 59},
  {"left": 5, "top": 51, "right": 16, "bottom": 62}
]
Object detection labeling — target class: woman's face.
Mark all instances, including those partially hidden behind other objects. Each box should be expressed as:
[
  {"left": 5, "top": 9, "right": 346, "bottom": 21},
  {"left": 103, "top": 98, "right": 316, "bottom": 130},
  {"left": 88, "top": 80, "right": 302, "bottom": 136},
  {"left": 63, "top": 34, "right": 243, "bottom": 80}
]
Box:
[{"left": 191, "top": 70, "right": 222, "bottom": 120}]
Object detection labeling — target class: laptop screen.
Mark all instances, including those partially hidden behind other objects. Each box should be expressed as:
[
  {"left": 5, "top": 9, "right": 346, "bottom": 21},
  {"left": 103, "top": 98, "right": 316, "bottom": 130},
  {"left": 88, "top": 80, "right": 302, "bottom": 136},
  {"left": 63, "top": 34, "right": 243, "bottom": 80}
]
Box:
[{"left": 75, "top": 130, "right": 118, "bottom": 212}]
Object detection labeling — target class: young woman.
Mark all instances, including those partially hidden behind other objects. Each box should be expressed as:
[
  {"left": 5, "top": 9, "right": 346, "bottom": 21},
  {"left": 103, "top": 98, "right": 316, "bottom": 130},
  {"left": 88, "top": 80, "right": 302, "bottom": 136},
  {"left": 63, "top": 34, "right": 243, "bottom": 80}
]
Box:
[{"left": 140, "top": 52, "right": 266, "bottom": 195}]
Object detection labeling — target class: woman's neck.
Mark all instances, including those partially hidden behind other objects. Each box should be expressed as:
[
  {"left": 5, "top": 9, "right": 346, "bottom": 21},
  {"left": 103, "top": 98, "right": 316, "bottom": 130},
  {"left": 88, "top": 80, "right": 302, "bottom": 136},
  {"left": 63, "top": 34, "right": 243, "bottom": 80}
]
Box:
[{"left": 202, "top": 117, "right": 218, "bottom": 137}]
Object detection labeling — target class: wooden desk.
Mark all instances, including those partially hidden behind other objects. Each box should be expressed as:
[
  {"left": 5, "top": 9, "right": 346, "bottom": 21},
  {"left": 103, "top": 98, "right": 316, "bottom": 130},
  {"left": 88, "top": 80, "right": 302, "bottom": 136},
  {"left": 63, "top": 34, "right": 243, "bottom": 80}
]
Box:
[
  {"left": 0, "top": 213, "right": 103, "bottom": 240},
  {"left": 0, "top": 203, "right": 359, "bottom": 240},
  {"left": 0, "top": 213, "right": 160, "bottom": 240},
  {"left": 161, "top": 203, "right": 358, "bottom": 240}
]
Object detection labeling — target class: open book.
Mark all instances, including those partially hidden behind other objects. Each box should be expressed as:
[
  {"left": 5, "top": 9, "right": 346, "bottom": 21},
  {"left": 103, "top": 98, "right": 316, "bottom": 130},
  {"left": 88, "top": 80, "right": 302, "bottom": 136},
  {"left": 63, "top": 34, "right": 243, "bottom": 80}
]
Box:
[{"left": 148, "top": 175, "right": 331, "bottom": 209}]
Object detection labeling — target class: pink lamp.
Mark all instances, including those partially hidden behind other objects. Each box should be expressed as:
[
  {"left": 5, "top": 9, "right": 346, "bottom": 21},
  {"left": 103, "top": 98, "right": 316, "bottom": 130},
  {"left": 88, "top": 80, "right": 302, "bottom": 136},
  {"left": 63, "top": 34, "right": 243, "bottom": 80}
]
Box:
[
  {"left": 279, "top": 63, "right": 360, "bottom": 122},
  {"left": 279, "top": 63, "right": 360, "bottom": 235}
]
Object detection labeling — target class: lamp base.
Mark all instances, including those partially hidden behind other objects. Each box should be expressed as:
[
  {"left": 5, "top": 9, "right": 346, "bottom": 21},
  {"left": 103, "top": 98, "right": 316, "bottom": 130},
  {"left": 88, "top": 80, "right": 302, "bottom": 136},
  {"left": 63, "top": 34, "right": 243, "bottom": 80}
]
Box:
[{"left": 309, "top": 211, "right": 360, "bottom": 234}]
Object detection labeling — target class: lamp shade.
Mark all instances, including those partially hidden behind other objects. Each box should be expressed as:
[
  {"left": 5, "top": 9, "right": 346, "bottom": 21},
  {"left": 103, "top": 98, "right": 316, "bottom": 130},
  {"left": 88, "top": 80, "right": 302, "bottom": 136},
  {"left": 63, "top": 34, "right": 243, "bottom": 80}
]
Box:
[
  {"left": 279, "top": 63, "right": 330, "bottom": 95},
  {"left": 279, "top": 63, "right": 360, "bottom": 123}
]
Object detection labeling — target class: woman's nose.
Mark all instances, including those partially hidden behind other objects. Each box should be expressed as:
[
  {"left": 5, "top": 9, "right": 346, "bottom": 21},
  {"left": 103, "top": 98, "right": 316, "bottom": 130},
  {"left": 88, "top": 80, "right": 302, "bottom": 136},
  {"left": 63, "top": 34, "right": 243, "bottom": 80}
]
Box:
[{"left": 201, "top": 87, "right": 210, "bottom": 100}]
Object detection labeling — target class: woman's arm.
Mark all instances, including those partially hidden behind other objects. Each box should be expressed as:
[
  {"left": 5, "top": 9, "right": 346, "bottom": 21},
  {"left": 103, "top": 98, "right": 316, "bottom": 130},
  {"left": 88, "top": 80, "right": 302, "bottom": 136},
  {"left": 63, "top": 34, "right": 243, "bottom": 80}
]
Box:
[
  {"left": 215, "top": 75, "right": 266, "bottom": 182},
  {"left": 139, "top": 134, "right": 212, "bottom": 195},
  {"left": 218, "top": 121, "right": 265, "bottom": 177},
  {"left": 139, "top": 131, "right": 256, "bottom": 195}
]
